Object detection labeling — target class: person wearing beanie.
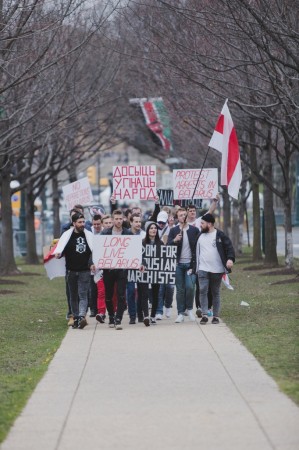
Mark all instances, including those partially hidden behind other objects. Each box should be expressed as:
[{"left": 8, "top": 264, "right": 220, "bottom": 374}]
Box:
[{"left": 196, "top": 213, "right": 235, "bottom": 325}]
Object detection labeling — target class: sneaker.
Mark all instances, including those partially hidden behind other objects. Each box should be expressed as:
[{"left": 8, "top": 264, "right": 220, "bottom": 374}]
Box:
[
  {"left": 156, "top": 314, "right": 163, "bottom": 320},
  {"left": 187, "top": 310, "right": 196, "bottom": 321},
  {"left": 78, "top": 317, "right": 87, "bottom": 329},
  {"left": 143, "top": 317, "right": 150, "bottom": 327},
  {"left": 183, "top": 310, "right": 188, "bottom": 316},
  {"left": 196, "top": 308, "right": 202, "bottom": 318},
  {"left": 115, "top": 320, "right": 122, "bottom": 330},
  {"left": 129, "top": 317, "right": 136, "bottom": 325},
  {"left": 96, "top": 313, "right": 105, "bottom": 324},
  {"left": 165, "top": 308, "right": 171, "bottom": 318},
  {"left": 109, "top": 316, "right": 115, "bottom": 328},
  {"left": 68, "top": 315, "right": 74, "bottom": 327},
  {"left": 200, "top": 315, "right": 208, "bottom": 325},
  {"left": 150, "top": 317, "right": 157, "bottom": 325},
  {"left": 175, "top": 314, "right": 184, "bottom": 323},
  {"left": 212, "top": 317, "right": 220, "bottom": 324},
  {"left": 72, "top": 318, "right": 79, "bottom": 329}
]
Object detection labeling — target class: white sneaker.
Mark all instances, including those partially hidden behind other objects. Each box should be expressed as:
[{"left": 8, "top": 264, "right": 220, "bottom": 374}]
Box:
[
  {"left": 187, "top": 310, "right": 196, "bottom": 321},
  {"left": 175, "top": 314, "right": 184, "bottom": 323},
  {"left": 156, "top": 314, "right": 163, "bottom": 320},
  {"left": 165, "top": 308, "right": 171, "bottom": 318}
]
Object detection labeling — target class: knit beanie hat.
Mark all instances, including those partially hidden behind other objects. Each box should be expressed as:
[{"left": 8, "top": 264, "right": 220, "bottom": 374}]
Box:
[{"left": 201, "top": 213, "right": 215, "bottom": 224}]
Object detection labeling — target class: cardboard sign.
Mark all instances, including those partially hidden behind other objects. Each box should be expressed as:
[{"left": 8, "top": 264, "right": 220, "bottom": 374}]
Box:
[
  {"left": 158, "top": 189, "right": 203, "bottom": 208},
  {"left": 93, "top": 235, "right": 142, "bottom": 269},
  {"left": 62, "top": 177, "right": 93, "bottom": 210},
  {"left": 112, "top": 165, "right": 156, "bottom": 201},
  {"left": 128, "top": 244, "right": 177, "bottom": 284},
  {"left": 173, "top": 169, "right": 218, "bottom": 200}
]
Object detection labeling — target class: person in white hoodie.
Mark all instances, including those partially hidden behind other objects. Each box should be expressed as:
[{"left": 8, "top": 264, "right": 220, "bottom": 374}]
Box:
[{"left": 54, "top": 213, "right": 94, "bottom": 329}]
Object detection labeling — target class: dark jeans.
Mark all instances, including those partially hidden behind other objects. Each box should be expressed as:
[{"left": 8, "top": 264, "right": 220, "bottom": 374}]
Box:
[
  {"left": 175, "top": 263, "right": 196, "bottom": 315},
  {"left": 157, "top": 284, "right": 174, "bottom": 314},
  {"left": 139, "top": 283, "right": 159, "bottom": 318},
  {"left": 126, "top": 281, "right": 143, "bottom": 320},
  {"left": 103, "top": 270, "right": 127, "bottom": 322},
  {"left": 67, "top": 270, "right": 90, "bottom": 318},
  {"left": 195, "top": 277, "right": 213, "bottom": 310},
  {"left": 198, "top": 271, "right": 223, "bottom": 317}
]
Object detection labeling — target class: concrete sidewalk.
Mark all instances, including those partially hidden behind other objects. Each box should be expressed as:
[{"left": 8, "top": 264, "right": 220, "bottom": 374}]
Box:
[{"left": 1, "top": 314, "right": 299, "bottom": 450}]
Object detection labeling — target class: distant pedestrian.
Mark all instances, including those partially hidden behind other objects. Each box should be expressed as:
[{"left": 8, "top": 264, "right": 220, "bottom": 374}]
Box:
[
  {"left": 167, "top": 208, "right": 199, "bottom": 323},
  {"left": 100, "top": 209, "right": 132, "bottom": 330},
  {"left": 196, "top": 213, "right": 235, "bottom": 325},
  {"left": 139, "top": 223, "right": 163, "bottom": 326},
  {"left": 54, "top": 213, "right": 94, "bottom": 329}
]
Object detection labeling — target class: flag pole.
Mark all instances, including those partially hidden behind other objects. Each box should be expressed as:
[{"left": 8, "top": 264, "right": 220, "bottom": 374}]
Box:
[
  {"left": 182, "top": 118, "right": 211, "bottom": 204},
  {"left": 191, "top": 146, "right": 211, "bottom": 202}
]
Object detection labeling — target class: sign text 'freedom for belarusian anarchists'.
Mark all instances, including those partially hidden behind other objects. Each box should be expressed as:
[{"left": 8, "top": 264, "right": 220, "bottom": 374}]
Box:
[
  {"left": 128, "top": 244, "right": 177, "bottom": 284},
  {"left": 62, "top": 177, "right": 93, "bottom": 210},
  {"left": 93, "top": 235, "right": 142, "bottom": 269},
  {"left": 173, "top": 168, "right": 218, "bottom": 200},
  {"left": 112, "top": 165, "right": 156, "bottom": 200}
]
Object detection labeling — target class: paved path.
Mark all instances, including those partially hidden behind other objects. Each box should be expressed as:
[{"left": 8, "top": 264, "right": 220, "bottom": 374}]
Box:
[{"left": 1, "top": 314, "right": 299, "bottom": 450}]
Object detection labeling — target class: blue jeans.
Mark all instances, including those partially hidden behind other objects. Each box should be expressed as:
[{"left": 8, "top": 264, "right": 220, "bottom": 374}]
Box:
[
  {"left": 197, "top": 271, "right": 223, "bottom": 317},
  {"left": 175, "top": 263, "right": 196, "bottom": 315},
  {"left": 67, "top": 270, "right": 90, "bottom": 318},
  {"left": 157, "top": 284, "right": 175, "bottom": 314}
]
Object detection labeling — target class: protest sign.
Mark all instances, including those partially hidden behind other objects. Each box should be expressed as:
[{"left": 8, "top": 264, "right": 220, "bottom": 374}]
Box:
[
  {"left": 62, "top": 177, "right": 93, "bottom": 210},
  {"left": 173, "top": 169, "right": 218, "bottom": 200},
  {"left": 112, "top": 165, "right": 156, "bottom": 201},
  {"left": 128, "top": 244, "right": 177, "bottom": 284},
  {"left": 93, "top": 235, "right": 142, "bottom": 269},
  {"left": 158, "top": 189, "right": 202, "bottom": 208}
]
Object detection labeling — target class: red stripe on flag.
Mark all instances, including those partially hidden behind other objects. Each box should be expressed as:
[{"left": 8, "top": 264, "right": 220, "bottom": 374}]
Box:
[
  {"left": 227, "top": 128, "right": 239, "bottom": 184},
  {"left": 215, "top": 114, "right": 224, "bottom": 133}
]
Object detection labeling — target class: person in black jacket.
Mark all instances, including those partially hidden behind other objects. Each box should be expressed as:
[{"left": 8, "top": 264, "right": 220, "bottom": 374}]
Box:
[
  {"left": 196, "top": 213, "right": 235, "bottom": 325},
  {"left": 100, "top": 209, "right": 132, "bottom": 330},
  {"left": 167, "top": 207, "right": 200, "bottom": 323}
]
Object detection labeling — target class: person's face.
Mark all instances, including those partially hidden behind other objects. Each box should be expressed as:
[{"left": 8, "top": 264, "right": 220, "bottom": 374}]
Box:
[
  {"left": 168, "top": 215, "right": 175, "bottom": 226},
  {"left": 148, "top": 224, "right": 157, "bottom": 238},
  {"left": 113, "top": 214, "right": 123, "bottom": 229},
  {"left": 73, "top": 218, "right": 85, "bottom": 233},
  {"left": 92, "top": 219, "right": 102, "bottom": 233},
  {"left": 131, "top": 216, "right": 141, "bottom": 232},
  {"left": 188, "top": 208, "right": 196, "bottom": 219},
  {"left": 200, "top": 220, "right": 210, "bottom": 233},
  {"left": 102, "top": 217, "right": 112, "bottom": 229},
  {"left": 157, "top": 220, "right": 166, "bottom": 229},
  {"left": 177, "top": 210, "right": 187, "bottom": 224},
  {"left": 132, "top": 207, "right": 142, "bottom": 217}
]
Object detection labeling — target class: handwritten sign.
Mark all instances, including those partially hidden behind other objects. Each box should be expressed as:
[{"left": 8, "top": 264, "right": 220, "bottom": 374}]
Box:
[
  {"left": 128, "top": 244, "right": 177, "bottom": 284},
  {"left": 173, "top": 169, "right": 218, "bottom": 200},
  {"left": 62, "top": 177, "right": 93, "bottom": 210},
  {"left": 113, "top": 165, "right": 156, "bottom": 201},
  {"left": 93, "top": 235, "right": 142, "bottom": 269},
  {"left": 158, "top": 189, "right": 203, "bottom": 208}
]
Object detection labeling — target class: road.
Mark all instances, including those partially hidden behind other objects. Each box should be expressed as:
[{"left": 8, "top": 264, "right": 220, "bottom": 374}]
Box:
[{"left": 244, "top": 226, "right": 299, "bottom": 258}]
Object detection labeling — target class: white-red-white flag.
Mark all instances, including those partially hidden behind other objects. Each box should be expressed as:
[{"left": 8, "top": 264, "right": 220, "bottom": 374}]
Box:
[{"left": 208, "top": 100, "right": 242, "bottom": 199}]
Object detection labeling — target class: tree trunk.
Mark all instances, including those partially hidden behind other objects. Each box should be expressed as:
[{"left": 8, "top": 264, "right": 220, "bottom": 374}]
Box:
[
  {"left": 0, "top": 170, "right": 20, "bottom": 275},
  {"left": 231, "top": 199, "right": 241, "bottom": 255},
  {"left": 250, "top": 144, "right": 263, "bottom": 261},
  {"left": 283, "top": 144, "right": 294, "bottom": 269},
  {"left": 25, "top": 187, "right": 39, "bottom": 264},
  {"left": 263, "top": 134, "right": 278, "bottom": 266},
  {"left": 52, "top": 175, "right": 61, "bottom": 238}
]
